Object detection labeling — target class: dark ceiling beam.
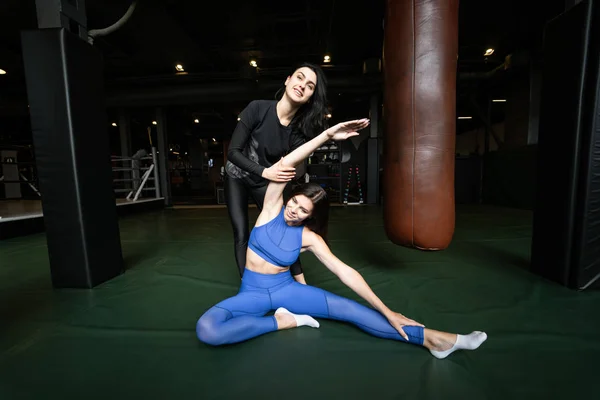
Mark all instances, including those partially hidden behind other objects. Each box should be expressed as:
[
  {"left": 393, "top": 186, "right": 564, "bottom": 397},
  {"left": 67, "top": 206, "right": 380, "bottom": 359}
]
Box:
[
  {"left": 306, "top": 0, "right": 312, "bottom": 39},
  {"left": 104, "top": 76, "right": 381, "bottom": 107},
  {"left": 104, "top": 63, "right": 362, "bottom": 86},
  {"left": 104, "top": 1, "right": 207, "bottom": 69},
  {"left": 261, "top": 11, "right": 322, "bottom": 23},
  {"left": 205, "top": 37, "right": 322, "bottom": 52},
  {"left": 457, "top": 52, "right": 523, "bottom": 81}
]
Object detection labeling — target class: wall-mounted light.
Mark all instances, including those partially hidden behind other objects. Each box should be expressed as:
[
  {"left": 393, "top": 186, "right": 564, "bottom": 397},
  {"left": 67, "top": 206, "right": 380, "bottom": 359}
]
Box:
[{"left": 484, "top": 48, "right": 494, "bottom": 56}]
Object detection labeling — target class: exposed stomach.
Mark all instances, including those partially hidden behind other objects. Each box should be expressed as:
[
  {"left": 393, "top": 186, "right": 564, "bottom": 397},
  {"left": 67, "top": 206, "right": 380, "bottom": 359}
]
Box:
[{"left": 246, "top": 248, "right": 290, "bottom": 275}]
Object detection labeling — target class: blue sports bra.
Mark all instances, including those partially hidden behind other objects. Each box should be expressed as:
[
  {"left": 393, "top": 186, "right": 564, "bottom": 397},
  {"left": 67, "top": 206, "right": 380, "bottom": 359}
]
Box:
[{"left": 248, "top": 207, "right": 304, "bottom": 267}]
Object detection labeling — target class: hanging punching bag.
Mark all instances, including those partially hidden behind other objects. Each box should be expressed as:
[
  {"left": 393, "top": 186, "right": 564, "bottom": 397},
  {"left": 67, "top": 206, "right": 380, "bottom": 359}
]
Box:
[{"left": 382, "top": 0, "right": 459, "bottom": 250}]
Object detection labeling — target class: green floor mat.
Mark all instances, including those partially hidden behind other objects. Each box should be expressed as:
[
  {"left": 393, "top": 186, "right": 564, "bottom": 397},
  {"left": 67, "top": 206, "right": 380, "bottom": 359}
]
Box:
[{"left": 1, "top": 205, "right": 598, "bottom": 399}]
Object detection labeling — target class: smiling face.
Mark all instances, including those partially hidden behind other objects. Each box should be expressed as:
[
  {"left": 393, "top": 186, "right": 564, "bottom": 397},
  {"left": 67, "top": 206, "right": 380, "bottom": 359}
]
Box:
[
  {"left": 284, "top": 194, "right": 314, "bottom": 225},
  {"left": 284, "top": 67, "right": 317, "bottom": 105}
]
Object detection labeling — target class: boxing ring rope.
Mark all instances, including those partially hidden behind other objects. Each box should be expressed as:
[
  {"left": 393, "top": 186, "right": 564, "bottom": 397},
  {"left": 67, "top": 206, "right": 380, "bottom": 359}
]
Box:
[
  {"left": 0, "top": 172, "right": 41, "bottom": 197},
  {"left": 111, "top": 147, "right": 160, "bottom": 202},
  {"left": 0, "top": 151, "right": 41, "bottom": 200},
  {"left": 1, "top": 147, "right": 161, "bottom": 202}
]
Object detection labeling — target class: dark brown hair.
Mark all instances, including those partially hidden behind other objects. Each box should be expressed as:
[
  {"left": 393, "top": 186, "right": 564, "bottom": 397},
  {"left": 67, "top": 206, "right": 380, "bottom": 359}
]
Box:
[{"left": 276, "top": 62, "right": 329, "bottom": 139}]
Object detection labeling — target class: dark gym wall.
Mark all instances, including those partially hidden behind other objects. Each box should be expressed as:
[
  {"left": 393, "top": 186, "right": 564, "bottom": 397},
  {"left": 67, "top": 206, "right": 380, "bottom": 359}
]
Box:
[
  {"left": 473, "top": 70, "right": 538, "bottom": 210},
  {"left": 482, "top": 145, "right": 538, "bottom": 210},
  {"left": 504, "top": 72, "right": 532, "bottom": 149}
]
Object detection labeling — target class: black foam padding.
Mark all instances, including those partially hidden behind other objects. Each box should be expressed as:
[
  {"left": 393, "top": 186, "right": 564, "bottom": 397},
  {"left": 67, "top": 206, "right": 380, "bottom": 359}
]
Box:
[
  {"left": 21, "top": 28, "right": 123, "bottom": 288},
  {"left": 532, "top": 0, "right": 600, "bottom": 290}
]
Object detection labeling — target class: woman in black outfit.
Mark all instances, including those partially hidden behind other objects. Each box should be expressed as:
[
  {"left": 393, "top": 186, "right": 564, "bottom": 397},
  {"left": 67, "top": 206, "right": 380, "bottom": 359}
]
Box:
[{"left": 225, "top": 63, "right": 328, "bottom": 284}]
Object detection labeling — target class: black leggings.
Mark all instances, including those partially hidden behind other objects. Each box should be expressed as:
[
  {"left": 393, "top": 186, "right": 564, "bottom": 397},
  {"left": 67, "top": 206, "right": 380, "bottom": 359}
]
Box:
[{"left": 224, "top": 176, "right": 303, "bottom": 277}]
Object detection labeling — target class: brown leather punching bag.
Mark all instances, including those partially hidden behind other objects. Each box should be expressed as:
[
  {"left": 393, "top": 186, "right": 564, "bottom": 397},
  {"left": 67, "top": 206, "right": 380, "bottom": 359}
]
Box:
[{"left": 382, "top": 0, "right": 459, "bottom": 250}]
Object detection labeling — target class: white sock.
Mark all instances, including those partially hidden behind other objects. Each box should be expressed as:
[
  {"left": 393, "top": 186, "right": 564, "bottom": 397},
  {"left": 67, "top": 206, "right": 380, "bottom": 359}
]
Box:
[
  {"left": 429, "top": 331, "right": 487, "bottom": 359},
  {"left": 275, "top": 307, "right": 320, "bottom": 328}
]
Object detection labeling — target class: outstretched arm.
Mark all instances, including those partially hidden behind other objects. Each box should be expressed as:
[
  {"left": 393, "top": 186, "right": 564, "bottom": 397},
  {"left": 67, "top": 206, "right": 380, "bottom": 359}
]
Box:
[
  {"left": 260, "top": 119, "right": 369, "bottom": 217},
  {"left": 303, "top": 230, "right": 424, "bottom": 341}
]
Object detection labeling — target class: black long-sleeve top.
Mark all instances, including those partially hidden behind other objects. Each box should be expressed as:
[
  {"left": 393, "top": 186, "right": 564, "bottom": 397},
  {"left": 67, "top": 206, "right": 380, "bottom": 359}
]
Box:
[{"left": 226, "top": 100, "right": 307, "bottom": 188}]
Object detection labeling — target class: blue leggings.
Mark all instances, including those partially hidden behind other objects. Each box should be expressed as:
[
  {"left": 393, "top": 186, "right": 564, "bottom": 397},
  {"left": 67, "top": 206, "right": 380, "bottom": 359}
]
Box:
[{"left": 196, "top": 269, "right": 424, "bottom": 346}]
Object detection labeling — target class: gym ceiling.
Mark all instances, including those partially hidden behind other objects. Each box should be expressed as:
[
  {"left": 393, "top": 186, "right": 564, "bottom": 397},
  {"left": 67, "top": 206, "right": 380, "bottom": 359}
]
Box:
[{"left": 0, "top": 0, "right": 566, "bottom": 136}]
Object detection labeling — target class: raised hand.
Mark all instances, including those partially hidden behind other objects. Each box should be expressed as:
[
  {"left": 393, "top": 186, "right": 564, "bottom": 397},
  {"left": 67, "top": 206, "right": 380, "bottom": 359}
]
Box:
[
  {"left": 386, "top": 311, "right": 425, "bottom": 342},
  {"left": 325, "top": 118, "right": 370, "bottom": 141}
]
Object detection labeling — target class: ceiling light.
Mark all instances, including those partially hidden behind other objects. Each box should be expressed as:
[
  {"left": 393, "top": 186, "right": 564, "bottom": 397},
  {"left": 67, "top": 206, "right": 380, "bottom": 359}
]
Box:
[
  {"left": 237, "top": 117, "right": 241, "bottom": 121},
  {"left": 492, "top": 99, "right": 507, "bottom": 102},
  {"left": 152, "top": 121, "right": 157, "bottom": 125},
  {"left": 458, "top": 116, "right": 472, "bottom": 120},
  {"left": 326, "top": 113, "right": 332, "bottom": 119},
  {"left": 0, "top": 69, "right": 6, "bottom": 75},
  {"left": 175, "top": 64, "right": 184, "bottom": 72},
  {"left": 324, "top": 55, "right": 331, "bottom": 63},
  {"left": 484, "top": 48, "right": 494, "bottom": 56},
  {"left": 249, "top": 59, "right": 257, "bottom": 67},
  {"left": 194, "top": 119, "right": 199, "bottom": 123},
  {"left": 212, "top": 138, "right": 216, "bottom": 142},
  {"left": 111, "top": 122, "right": 117, "bottom": 127}
]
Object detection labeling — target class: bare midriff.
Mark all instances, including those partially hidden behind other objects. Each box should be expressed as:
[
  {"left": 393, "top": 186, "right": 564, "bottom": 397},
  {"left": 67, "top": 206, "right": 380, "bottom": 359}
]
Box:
[{"left": 245, "top": 248, "right": 290, "bottom": 275}]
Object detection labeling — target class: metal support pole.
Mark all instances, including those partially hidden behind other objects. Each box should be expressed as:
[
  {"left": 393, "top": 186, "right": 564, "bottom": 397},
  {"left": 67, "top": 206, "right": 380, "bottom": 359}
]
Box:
[
  {"left": 480, "top": 98, "right": 492, "bottom": 204},
  {"left": 484, "top": 98, "right": 491, "bottom": 153},
  {"left": 35, "top": 0, "right": 88, "bottom": 41},
  {"left": 152, "top": 146, "right": 160, "bottom": 198},
  {"left": 118, "top": 108, "right": 131, "bottom": 186},
  {"left": 155, "top": 108, "right": 172, "bottom": 206},
  {"left": 118, "top": 108, "right": 131, "bottom": 158},
  {"left": 131, "top": 165, "right": 154, "bottom": 202},
  {"left": 470, "top": 95, "right": 503, "bottom": 149},
  {"left": 367, "top": 94, "right": 380, "bottom": 204},
  {"left": 528, "top": 61, "right": 542, "bottom": 145}
]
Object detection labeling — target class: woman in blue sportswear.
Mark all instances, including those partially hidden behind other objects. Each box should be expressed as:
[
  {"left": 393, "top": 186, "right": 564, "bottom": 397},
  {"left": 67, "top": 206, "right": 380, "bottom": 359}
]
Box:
[{"left": 197, "top": 119, "right": 488, "bottom": 358}]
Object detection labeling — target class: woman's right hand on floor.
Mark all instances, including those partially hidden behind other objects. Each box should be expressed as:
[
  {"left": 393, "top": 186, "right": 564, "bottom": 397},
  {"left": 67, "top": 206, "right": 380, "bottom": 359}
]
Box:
[{"left": 262, "top": 158, "right": 296, "bottom": 182}]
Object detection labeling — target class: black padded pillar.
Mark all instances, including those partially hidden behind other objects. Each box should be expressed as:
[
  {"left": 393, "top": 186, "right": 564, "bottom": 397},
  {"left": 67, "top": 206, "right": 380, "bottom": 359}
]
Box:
[
  {"left": 21, "top": 28, "right": 123, "bottom": 288},
  {"left": 35, "top": 0, "right": 88, "bottom": 41},
  {"left": 531, "top": 0, "right": 600, "bottom": 290}
]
